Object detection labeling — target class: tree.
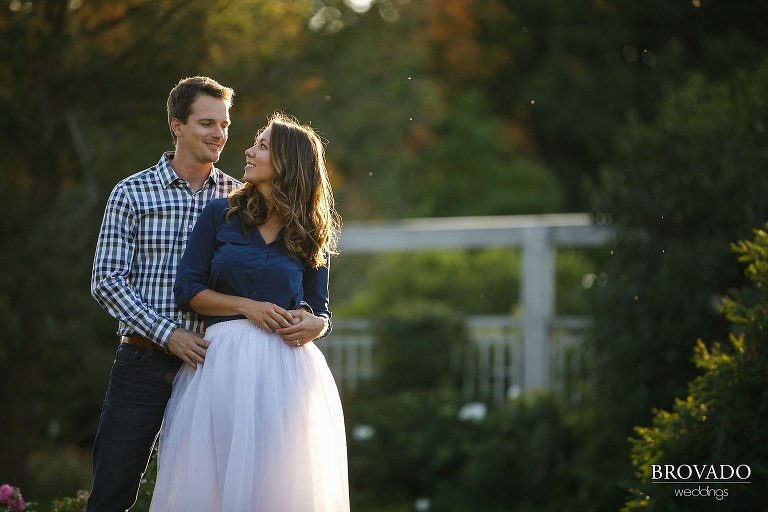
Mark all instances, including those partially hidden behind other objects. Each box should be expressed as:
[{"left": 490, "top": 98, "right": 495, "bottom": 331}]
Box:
[
  {"left": 591, "top": 59, "right": 768, "bottom": 427},
  {"left": 0, "top": 0, "right": 232, "bottom": 490},
  {"left": 624, "top": 225, "right": 768, "bottom": 511},
  {"left": 263, "top": 0, "right": 565, "bottom": 220},
  {"left": 4, "top": 0, "right": 768, "bottom": 505},
  {"left": 471, "top": 0, "right": 768, "bottom": 210},
  {"left": 581, "top": 59, "right": 768, "bottom": 508}
]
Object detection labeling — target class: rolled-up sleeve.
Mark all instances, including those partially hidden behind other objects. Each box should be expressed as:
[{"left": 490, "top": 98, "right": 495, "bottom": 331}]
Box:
[
  {"left": 302, "top": 256, "right": 333, "bottom": 337},
  {"left": 174, "top": 200, "right": 220, "bottom": 311},
  {"left": 91, "top": 185, "right": 178, "bottom": 344}
]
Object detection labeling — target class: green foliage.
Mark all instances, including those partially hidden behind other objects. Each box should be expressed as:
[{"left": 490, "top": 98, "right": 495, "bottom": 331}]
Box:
[
  {"left": 343, "top": 307, "right": 468, "bottom": 510},
  {"left": 589, "top": 59, "right": 768, "bottom": 428},
  {"left": 332, "top": 249, "right": 521, "bottom": 317},
  {"left": 0, "top": 0, "right": 235, "bottom": 489},
  {"left": 372, "top": 303, "right": 469, "bottom": 393},
  {"left": 332, "top": 248, "right": 598, "bottom": 318},
  {"left": 132, "top": 448, "right": 158, "bottom": 512},
  {"left": 248, "top": 0, "right": 440, "bottom": 220},
  {"left": 580, "top": 57, "right": 768, "bottom": 511},
  {"left": 345, "top": 306, "right": 581, "bottom": 512},
  {"left": 3, "top": 0, "right": 768, "bottom": 508},
  {"left": 252, "top": 1, "right": 565, "bottom": 220},
  {"left": 435, "top": 394, "right": 577, "bottom": 512},
  {"left": 405, "top": 89, "right": 564, "bottom": 218},
  {"left": 348, "top": 390, "right": 586, "bottom": 512},
  {"left": 50, "top": 490, "right": 88, "bottom": 512},
  {"left": 477, "top": 0, "right": 768, "bottom": 209},
  {"left": 624, "top": 226, "right": 768, "bottom": 511},
  {"left": 25, "top": 446, "right": 90, "bottom": 509},
  {"left": 346, "top": 388, "right": 467, "bottom": 510},
  {"left": 557, "top": 248, "right": 608, "bottom": 316}
]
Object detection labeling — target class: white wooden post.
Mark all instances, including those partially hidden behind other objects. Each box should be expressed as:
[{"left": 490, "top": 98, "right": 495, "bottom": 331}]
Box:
[{"left": 521, "top": 227, "right": 555, "bottom": 390}]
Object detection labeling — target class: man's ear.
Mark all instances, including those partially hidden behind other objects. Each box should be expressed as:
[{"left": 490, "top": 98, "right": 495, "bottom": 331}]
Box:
[{"left": 171, "top": 117, "right": 183, "bottom": 138}]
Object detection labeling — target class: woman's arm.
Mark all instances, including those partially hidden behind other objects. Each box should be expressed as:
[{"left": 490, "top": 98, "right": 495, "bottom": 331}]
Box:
[
  {"left": 174, "top": 201, "right": 220, "bottom": 312},
  {"left": 188, "top": 289, "right": 294, "bottom": 333},
  {"left": 276, "top": 256, "right": 332, "bottom": 345}
]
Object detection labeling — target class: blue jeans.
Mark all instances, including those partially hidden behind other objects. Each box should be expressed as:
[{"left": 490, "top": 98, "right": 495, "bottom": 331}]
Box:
[{"left": 87, "top": 343, "right": 182, "bottom": 512}]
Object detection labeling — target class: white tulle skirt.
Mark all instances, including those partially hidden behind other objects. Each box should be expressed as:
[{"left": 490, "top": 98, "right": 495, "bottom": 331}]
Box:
[{"left": 149, "top": 319, "right": 349, "bottom": 512}]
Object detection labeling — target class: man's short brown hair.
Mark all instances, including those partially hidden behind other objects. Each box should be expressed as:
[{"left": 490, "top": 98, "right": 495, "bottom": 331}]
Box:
[{"left": 167, "top": 76, "right": 234, "bottom": 143}]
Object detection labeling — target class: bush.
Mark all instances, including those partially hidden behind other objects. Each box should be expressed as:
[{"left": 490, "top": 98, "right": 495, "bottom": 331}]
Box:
[
  {"left": 434, "top": 393, "right": 577, "bottom": 512},
  {"left": 589, "top": 61, "right": 768, "bottom": 429},
  {"left": 581, "top": 59, "right": 768, "bottom": 511},
  {"left": 344, "top": 305, "right": 587, "bottom": 511},
  {"left": 624, "top": 226, "right": 768, "bottom": 511},
  {"left": 50, "top": 491, "right": 88, "bottom": 512}
]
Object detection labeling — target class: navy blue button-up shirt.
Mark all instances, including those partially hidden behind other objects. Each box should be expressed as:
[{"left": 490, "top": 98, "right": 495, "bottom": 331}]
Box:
[{"left": 173, "top": 198, "right": 332, "bottom": 330}]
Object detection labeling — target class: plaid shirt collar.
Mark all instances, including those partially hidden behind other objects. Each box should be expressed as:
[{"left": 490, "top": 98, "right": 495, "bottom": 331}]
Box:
[{"left": 159, "top": 151, "right": 222, "bottom": 190}]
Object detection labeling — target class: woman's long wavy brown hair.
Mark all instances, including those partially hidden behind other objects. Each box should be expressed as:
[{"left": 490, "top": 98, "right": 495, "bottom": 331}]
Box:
[{"left": 226, "top": 112, "right": 341, "bottom": 268}]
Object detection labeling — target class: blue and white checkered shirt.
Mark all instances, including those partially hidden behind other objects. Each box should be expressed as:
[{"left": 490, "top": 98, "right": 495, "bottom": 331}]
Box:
[{"left": 91, "top": 152, "right": 241, "bottom": 346}]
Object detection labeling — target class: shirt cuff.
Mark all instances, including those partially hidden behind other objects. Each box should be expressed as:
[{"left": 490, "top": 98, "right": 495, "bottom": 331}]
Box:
[
  {"left": 298, "top": 301, "right": 314, "bottom": 314},
  {"left": 318, "top": 314, "right": 332, "bottom": 339},
  {"left": 148, "top": 317, "right": 181, "bottom": 347}
]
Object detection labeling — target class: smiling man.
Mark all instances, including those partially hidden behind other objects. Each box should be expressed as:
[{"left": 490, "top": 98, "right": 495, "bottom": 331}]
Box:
[{"left": 87, "top": 76, "right": 241, "bottom": 512}]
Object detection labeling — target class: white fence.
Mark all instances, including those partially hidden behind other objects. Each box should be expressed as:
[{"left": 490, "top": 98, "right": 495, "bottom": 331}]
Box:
[
  {"left": 318, "top": 315, "right": 591, "bottom": 405},
  {"left": 340, "top": 213, "right": 611, "bottom": 390},
  {"left": 317, "top": 318, "right": 376, "bottom": 392},
  {"left": 333, "top": 214, "right": 612, "bottom": 393}
]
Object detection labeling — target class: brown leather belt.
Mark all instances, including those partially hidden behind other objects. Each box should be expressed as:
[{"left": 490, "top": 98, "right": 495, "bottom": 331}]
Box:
[{"left": 121, "top": 334, "right": 172, "bottom": 354}]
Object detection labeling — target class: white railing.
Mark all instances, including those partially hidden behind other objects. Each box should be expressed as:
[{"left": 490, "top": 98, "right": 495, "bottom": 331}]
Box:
[
  {"left": 462, "top": 316, "right": 522, "bottom": 405},
  {"left": 318, "top": 318, "right": 375, "bottom": 392},
  {"left": 319, "top": 315, "right": 591, "bottom": 405},
  {"left": 336, "top": 214, "right": 612, "bottom": 391}
]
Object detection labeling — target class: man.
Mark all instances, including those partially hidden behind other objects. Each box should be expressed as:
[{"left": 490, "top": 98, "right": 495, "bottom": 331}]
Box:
[{"left": 88, "top": 76, "right": 240, "bottom": 511}]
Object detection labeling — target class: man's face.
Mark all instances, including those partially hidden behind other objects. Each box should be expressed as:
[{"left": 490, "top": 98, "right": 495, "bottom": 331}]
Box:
[{"left": 172, "top": 94, "right": 230, "bottom": 164}]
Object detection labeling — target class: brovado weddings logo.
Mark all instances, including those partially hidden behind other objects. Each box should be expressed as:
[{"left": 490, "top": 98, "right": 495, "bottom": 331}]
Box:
[{"left": 652, "top": 464, "right": 751, "bottom": 501}]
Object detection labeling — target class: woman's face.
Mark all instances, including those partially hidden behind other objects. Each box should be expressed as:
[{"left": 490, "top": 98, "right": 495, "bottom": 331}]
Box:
[{"left": 243, "top": 125, "right": 275, "bottom": 192}]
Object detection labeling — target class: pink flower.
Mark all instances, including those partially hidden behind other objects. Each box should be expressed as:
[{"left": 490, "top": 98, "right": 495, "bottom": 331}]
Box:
[
  {"left": 0, "top": 484, "right": 27, "bottom": 511},
  {"left": 0, "top": 484, "right": 14, "bottom": 501}
]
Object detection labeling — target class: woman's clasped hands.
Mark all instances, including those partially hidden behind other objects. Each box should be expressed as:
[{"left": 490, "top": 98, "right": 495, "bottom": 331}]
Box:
[{"left": 242, "top": 300, "right": 327, "bottom": 347}]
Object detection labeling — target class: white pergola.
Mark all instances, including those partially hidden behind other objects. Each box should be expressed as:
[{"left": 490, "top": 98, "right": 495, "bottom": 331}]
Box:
[{"left": 337, "top": 214, "right": 613, "bottom": 390}]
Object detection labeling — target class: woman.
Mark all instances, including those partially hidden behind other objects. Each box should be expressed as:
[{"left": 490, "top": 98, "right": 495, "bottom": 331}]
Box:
[{"left": 150, "top": 113, "right": 348, "bottom": 511}]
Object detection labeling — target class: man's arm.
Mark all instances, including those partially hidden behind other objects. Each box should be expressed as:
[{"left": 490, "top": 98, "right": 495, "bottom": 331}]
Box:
[{"left": 90, "top": 184, "right": 179, "bottom": 345}]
